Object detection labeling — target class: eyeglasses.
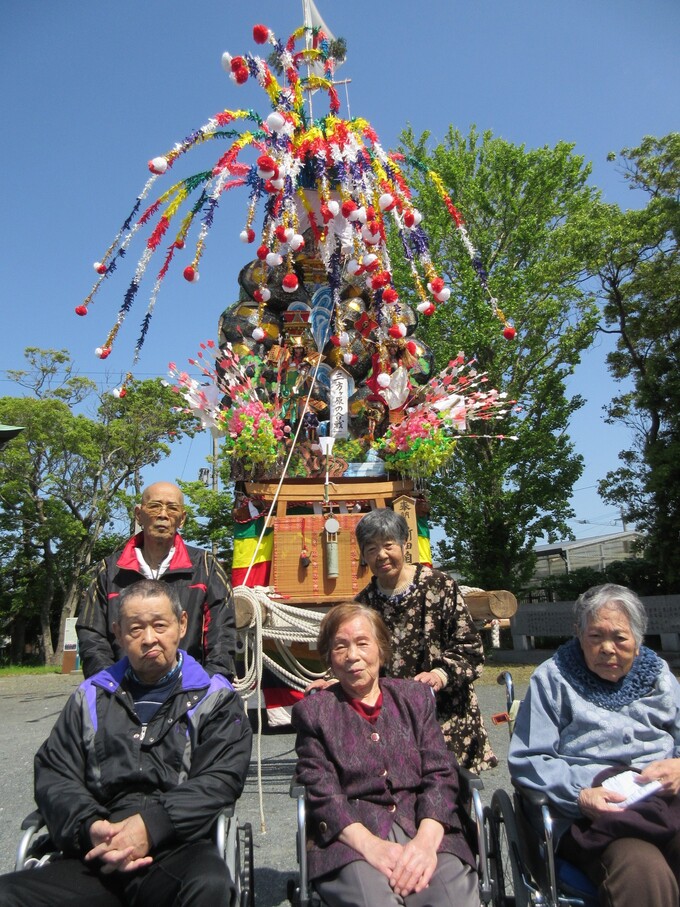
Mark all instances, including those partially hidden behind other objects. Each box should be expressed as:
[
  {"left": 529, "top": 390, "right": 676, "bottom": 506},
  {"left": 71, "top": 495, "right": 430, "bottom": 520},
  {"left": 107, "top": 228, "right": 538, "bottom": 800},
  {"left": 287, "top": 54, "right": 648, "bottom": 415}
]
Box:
[{"left": 142, "top": 501, "right": 184, "bottom": 516}]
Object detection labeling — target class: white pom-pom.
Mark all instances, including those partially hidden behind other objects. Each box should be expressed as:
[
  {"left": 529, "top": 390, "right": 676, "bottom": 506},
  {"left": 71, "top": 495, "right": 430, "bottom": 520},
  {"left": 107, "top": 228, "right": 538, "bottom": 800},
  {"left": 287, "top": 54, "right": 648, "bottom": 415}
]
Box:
[
  {"left": 361, "top": 225, "right": 380, "bottom": 245},
  {"left": 377, "top": 373, "right": 391, "bottom": 388},
  {"left": 95, "top": 347, "right": 103, "bottom": 357},
  {"left": 270, "top": 177, "right": 285, "bottom": 190},
  {"left": 362, "top": 253, "right": 378, "bottom": 269},
  {"left": 266, "top": 252, "right": 283, "bottom": 267},
  {"left": 148, "top": 156, "right": 168, "bottom": 175},
  {"left": 327, "top": 199, "right": 340, "bottom": 217},
  {"left": 412, "top": 209, "right": 422, "bottom": 226},
  {"left": 290, "top": 233, "right": 305, "bottom": 251},
  {"left": 259, "top": 287, "right": 271, "bottom": 302},
  {"left": 266, "top": 111, "right": 286, "bottom": 132},
  {"left": 221, "top": 52, "right": 233, "bottom": 72},
  {"left": 434, "top": 288, "right": 451, "bottom": 303},
  {"left": 347, "top": 259, "right": 361, "bottom": 275},
  {"left": 338, "top": 331, "right": 350, "bottom": 347},
  {"left": 378, "top": 193, "right": 395, "bottom": 211},
  {"left": 111, "top": 387, "right": 122, "bottom": 398},
  {"left": 252, "top": 327, "right": 265, "bottom": 342}
]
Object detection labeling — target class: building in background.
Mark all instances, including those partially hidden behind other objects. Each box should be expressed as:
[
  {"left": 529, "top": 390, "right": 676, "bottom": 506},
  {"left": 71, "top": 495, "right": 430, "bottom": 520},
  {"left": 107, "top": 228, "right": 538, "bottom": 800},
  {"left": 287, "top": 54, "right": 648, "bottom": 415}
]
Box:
[{"left": 531, "top": 530, "right": 643, "bottom": 581}]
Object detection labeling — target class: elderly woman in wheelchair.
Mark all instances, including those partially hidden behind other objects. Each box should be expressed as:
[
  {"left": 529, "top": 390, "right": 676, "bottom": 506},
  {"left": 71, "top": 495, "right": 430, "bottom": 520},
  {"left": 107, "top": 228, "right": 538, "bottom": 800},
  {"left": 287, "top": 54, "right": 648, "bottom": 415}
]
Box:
[
  {"left": 291, "top": 601, "right": 480, "bottom": 907},
  {"left": 509, "top": 583, "right": 680, "bottom": 907}
]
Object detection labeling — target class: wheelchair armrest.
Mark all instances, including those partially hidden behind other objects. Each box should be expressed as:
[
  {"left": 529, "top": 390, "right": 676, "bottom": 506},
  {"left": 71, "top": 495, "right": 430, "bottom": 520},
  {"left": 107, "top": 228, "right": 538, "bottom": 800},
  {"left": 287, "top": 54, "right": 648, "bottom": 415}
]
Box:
[
  {"left": 512, "top": 780, "right": 550, "bottom": 809},
  {"left": 21, "top": 810, "right": 45, "bottom": 832},
  {"left": 459, "top": 766, "right": 483, "bottom": 793},
  {"left": 290, "top": 776, "right": 305, "bottom": 799}
]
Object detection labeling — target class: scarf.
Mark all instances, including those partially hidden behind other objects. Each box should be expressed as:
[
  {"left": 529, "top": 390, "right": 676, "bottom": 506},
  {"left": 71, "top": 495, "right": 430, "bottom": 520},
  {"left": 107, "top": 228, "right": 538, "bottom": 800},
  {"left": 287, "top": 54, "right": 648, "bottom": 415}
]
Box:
[{"left": 555, "top": 638, "right": 663, "bottom": 710}]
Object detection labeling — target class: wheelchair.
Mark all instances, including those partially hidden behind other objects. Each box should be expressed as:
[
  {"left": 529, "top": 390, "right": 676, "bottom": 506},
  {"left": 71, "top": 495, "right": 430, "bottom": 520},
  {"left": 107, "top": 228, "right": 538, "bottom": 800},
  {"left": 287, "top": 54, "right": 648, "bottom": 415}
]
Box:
[
  {"left": 287, "top": 768, "right": 496, "bottom": 907},
  {"left": 486, "top": 671, "right": 599, "bottom": 907},
  {"left": 15, "top": 805, "right": 255, "bottom": 907}
]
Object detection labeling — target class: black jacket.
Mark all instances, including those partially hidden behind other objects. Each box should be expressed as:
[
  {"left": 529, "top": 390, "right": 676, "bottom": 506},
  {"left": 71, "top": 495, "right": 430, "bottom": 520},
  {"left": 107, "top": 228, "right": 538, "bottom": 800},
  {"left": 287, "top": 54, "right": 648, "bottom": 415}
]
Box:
[
  {"left": 76, "top": 532, "right": 236, "bottom": 679},
  {"left": 34, "top": 652, "right": 252, "bottom": 856}
]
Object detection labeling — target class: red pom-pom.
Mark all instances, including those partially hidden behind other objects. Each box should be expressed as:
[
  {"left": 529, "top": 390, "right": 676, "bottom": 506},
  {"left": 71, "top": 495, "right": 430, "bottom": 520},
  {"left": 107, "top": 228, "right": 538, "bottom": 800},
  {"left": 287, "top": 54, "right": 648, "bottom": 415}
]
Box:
[
  {"left": 417, "top": 302, "right": 436, "bottom": 316},
  {"left": 274, "top": 225, "right": 288, "bottom": 243},
  {"left": 253, "top": 287, "right": 271, "bottom": 303},
  {"left": 382, "top": 287, "right": 399, "bottom": 304},
  {"left": 429, "top": 276, "right": 445, "bottom": 294},
  {"left": 403, "top": 210, "right": 415, "bottom": 228},
  {"left": 118, "top": 387, "right": 127, "bottom": 398},
  {"left": 174, "top": 238, "right": 185, "bottom": 249},
  {"left": 257, "top": 154, "right": 277, "bottom": 176},
  {"left": 75, "top": 305, "right": 88, "bottom": 316},
  {"left": 98, "top": 347, "right": 111, "bottom": 360},
  {"left": 183, "top": 265, "right": 198, "bottom": 282},
  {"left": 371, "top": 270, "right": 391, "bottom": 289},
  {"left": 282, "top": 273, "right": 299, "bottom": 293},
  {"left": 233, "top": 66, "right": 249, "bottom": 85},
  {"left": 388, "top": 323, "right": 407, "bottom": 339},
  {"left": 503, "top": 325, "right": 517, "bottom": 340},
  {"left": 406, "top": 341, "right": 417, "bottom": 355},
  {"left": 253, "top": 24, "right": 269, "bottom": 44},
  {"left": 94, "top": 261, "right": 107, "bottom": 274},
  {"left": 256, "top": 245, "right": 269, "bottom": 261},
  {"left": 330, "top": 334, "right": 341, "bottom": 347},
  {"left": 230, "top": 55, "right": 246, "bottom": 73},
  {"left": 341, "top": 199, "right": 357, "bottom": 218},
  {"left": 240, "top": 228, "right": 255, "bottom": 243}
]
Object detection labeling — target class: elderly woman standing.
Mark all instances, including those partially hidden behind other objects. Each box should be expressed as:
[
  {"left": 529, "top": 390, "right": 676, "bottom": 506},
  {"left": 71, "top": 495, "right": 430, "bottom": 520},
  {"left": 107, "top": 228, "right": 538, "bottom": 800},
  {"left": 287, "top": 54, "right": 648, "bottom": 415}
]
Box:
[
  {"left": 292, "top": 602, "right": 479, "bottom": 907},
  {"left": 354, "top": 509, "right": 496, "bottom": 773},
  {"left": 509, "top": 583, "right": 680, "bottom": 907}
]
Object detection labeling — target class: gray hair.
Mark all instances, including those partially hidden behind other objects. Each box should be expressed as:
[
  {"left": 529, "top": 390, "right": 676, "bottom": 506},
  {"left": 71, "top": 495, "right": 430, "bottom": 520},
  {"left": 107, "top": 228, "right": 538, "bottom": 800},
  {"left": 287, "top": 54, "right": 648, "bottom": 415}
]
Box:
[
  {"left": 574, "top": 583, "right": 648, "bottom": 648},
  {"left": 117, "top": 579, "right": 183, "bottom": 622},
  {"left": 355, "top": 509, "right": 409, "bottom": 552}
]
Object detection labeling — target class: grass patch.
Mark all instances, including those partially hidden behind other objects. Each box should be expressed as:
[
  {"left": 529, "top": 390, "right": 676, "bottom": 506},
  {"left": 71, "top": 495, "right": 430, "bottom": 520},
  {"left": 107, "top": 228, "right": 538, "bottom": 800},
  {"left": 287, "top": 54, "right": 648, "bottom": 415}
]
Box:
[{"left": 0, "top": 665, "right": 63, "bottom": 677}]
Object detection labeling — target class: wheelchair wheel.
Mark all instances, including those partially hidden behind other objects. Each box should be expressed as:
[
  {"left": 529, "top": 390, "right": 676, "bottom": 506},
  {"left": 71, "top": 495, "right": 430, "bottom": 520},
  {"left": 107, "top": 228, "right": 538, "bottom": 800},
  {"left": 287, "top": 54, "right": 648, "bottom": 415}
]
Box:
[
  {"left": 238, "top": 822, "right": 254, "bottom": 907},
  {"left": 489, "top": 789, "right": 529, "bottom": 907}
]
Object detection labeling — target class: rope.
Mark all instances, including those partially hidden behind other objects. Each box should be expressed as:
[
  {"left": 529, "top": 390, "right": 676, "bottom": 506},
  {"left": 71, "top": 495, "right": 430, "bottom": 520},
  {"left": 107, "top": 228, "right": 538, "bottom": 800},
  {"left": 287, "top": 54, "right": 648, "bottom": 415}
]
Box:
[{"left": 231, "top": 584, "right": 326, "bottom": 833}]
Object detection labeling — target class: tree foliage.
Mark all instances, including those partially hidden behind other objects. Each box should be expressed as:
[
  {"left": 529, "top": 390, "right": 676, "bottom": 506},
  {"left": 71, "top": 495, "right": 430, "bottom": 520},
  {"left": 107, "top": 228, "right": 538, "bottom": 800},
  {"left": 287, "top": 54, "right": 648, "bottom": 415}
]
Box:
[
  {"left": 0, "top": 348, "right": 196, "bottom": 664},
  {"left": 594, "top": 133, "right": 680, "bottom": 590},
  {"left": 395, "top": 128, "right": 601, "bottom": 588}
]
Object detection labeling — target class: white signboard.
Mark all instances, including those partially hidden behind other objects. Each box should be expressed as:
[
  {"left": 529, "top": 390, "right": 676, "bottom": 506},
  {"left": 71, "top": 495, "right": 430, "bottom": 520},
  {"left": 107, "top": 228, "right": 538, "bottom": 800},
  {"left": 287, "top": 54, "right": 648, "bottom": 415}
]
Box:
[{"left": 329, "top": 367, "right": 349, "bottom": 438}]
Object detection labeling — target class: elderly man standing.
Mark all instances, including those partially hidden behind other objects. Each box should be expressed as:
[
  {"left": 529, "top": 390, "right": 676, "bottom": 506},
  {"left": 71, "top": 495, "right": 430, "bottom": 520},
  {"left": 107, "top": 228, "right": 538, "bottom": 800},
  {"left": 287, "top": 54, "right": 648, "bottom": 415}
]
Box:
[
  {"left": 77, "top": 481, "right": 236, "bottom": 680},
  {"left": 0, "top": 579, "right": 252, "bottom": 907}
]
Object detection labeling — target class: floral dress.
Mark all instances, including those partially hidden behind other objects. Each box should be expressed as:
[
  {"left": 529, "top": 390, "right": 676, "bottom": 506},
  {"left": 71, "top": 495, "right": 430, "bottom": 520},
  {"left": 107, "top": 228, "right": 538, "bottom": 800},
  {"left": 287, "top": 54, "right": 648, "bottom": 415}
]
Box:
[{"left": 356, "top": 563, "right": 497, "bottom": 772}]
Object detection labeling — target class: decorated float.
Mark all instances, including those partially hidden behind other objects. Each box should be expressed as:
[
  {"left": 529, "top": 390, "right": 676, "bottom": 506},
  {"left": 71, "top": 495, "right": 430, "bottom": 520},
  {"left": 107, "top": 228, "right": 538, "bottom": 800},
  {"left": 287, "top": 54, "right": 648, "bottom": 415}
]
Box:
[{"left": 78, "top": 11, "right": 518, "bottom": 726}]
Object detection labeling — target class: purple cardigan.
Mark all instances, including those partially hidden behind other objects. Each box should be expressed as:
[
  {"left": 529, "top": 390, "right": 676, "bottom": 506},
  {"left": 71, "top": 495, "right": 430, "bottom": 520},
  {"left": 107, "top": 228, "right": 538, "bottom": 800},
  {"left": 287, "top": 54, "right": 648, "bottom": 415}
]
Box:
[{"left": 291, "top": 677, "right": 476, "bottom": 881}]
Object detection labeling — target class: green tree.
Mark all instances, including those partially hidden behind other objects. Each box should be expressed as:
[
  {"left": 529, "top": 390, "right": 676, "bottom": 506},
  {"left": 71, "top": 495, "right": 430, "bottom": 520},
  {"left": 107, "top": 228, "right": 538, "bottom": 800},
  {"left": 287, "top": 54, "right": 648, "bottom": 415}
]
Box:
[
  {"left": 180, "top": 475, "right": 235, "bottom": 566},
  {"left": 395, "top": 127, "right": 601, "bottom": 589},
  {"left": 0, "top": 348, "right": 196, "bottom": 665},
  {"left": 594, "top": 133, "right": 680, "bottom": 590}
]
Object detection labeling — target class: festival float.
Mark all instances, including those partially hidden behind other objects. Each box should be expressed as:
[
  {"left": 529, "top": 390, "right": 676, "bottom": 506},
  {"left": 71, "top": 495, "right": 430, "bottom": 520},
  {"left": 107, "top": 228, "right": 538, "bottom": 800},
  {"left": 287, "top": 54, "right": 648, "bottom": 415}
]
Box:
[{"left": 78, "top": 11, "right": 518, "bottom": 726}]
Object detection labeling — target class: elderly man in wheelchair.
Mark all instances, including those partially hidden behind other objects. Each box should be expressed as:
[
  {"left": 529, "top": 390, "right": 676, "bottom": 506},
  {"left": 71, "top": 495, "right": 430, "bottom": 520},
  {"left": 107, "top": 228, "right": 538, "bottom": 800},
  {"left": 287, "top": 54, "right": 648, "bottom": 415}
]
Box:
[
  {"left": 0, "top": 579, "right": 252, "bottom": 907},
  {"left": 508, "top": 584, "right": 680, "bottom": 907}
]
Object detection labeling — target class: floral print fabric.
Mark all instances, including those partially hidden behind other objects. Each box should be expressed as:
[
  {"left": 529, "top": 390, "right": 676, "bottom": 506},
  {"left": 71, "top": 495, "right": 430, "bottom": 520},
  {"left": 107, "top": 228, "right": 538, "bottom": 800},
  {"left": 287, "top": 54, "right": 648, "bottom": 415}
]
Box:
[{"left": 356, "top": 563, "right": 497, "bottom": 772}]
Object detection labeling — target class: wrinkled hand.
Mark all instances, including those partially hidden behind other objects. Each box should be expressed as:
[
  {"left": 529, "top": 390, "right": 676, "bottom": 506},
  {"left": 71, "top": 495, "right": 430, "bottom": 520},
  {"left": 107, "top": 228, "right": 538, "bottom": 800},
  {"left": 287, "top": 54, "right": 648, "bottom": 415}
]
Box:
[
  {"left": 413, "top": 672, "right": 444, "bottom": 693},
  {"left": 86, "top": 815, "right": 153, "bottom": 874},
  {"left": 363, "top": 838, "right": 405, "bottom": 879},
  {"left": 304, "top": 677, "right": 338, "bottom": 695},
  {"left": 389, "top": 833, "right": 439, "bottom": 896},
  {"left": 577, "top": 786, "right": 626, "bottom": 819},
  {"left": 638, "top": 757, "right": 680, "bottom": 796}
]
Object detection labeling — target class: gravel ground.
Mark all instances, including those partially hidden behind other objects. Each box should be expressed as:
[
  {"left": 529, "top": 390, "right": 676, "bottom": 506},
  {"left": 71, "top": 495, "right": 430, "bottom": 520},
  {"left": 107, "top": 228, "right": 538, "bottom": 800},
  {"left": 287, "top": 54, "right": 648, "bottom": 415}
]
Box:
[{"left": 0, "top": 669, "right": 526, "bottom": 906}]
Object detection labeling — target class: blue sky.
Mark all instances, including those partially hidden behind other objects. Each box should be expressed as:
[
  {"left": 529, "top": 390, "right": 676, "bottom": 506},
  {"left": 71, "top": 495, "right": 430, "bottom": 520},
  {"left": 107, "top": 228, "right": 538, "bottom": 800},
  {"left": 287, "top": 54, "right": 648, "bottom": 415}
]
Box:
[{"left": 1, "top": 0, "right": 678, "bottom": 540}]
